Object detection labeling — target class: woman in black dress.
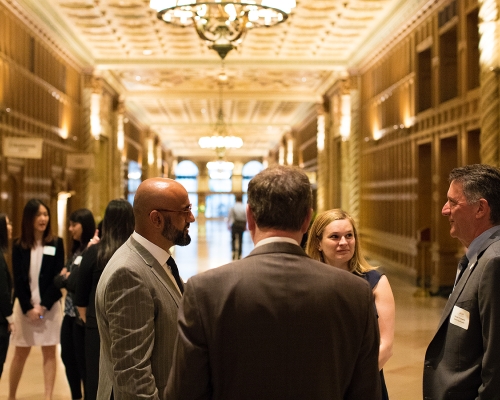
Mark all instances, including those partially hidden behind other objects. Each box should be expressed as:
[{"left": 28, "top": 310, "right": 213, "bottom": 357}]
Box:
[
  {"left": 0, "top": 213, "right": 13, "bottom": 379},
  {"left": 74, "top": 199, "right": 134, "bottom": 400},
  {"left": 54, "top": 208, "right": 95, "bottom": 399}
]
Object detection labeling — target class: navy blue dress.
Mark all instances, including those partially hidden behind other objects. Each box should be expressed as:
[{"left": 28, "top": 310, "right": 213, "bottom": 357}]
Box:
[{"left": 359, "top": 269, "right": 390, "bottom": 400}]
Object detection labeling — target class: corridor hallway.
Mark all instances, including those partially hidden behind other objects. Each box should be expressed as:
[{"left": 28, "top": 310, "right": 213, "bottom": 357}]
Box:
[{"left": 0, "top": 219, "right": 446, "bottom": 400}]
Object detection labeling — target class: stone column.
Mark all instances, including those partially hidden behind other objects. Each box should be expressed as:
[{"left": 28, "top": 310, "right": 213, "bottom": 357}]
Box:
[
  {"left": 347, "top": 77, "right": 361, "bottom": 222},
  {"left": 116, "top": 99, "right": 127, "bottom": 197},
  {"left": 479, "top": 0, "right": 500, "bottom": 166},
  {"left": 316, "top": 103, "right": 327, "bottom": 212},
  {"left": 81, "top": 74, "right": 101, "bottom": 216}
]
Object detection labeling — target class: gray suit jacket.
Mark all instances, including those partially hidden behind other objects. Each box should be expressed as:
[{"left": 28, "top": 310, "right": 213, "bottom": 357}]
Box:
[
  {"left": 167, "top": 241, "right": 381, "bottom": 400},
  {"left": 96, "top": 236, "right": 182, "bottom": 400},
  {"left": 423, "top": 227, "right": 500, "bottom": 400}
]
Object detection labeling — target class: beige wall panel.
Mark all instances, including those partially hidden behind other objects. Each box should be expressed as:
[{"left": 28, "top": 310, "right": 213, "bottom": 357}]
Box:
[
  {"left": 0, "top": 2, "right": 88, "bottom": 248},
  {"left": 354, "top": 0, "right": 483, "bottom": 290}
]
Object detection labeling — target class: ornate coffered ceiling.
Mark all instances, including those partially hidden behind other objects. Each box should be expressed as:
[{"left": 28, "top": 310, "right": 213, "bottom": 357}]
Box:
[{"left": 14, "top": 0, "right": 416, "bottom": 161}]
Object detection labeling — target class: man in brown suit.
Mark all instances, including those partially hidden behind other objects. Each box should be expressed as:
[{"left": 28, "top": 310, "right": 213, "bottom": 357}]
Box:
[{"left": 167, "top": 165, "right": 381, "bottom": 400}]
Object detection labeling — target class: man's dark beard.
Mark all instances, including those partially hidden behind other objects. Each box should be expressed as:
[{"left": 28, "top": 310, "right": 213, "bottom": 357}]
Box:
[{"left": 162, "top": 216, "right": 191, "bottom": 246}]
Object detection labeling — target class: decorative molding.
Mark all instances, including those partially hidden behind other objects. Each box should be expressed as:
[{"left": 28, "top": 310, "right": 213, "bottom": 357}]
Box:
[{"left": 2, "top": 0, "right": 91, "bottom": 70}]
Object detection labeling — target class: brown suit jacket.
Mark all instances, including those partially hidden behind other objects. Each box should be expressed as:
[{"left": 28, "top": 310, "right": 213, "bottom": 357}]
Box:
[{"left": 167, "top": 241, "right": 381, "bottom": 400}]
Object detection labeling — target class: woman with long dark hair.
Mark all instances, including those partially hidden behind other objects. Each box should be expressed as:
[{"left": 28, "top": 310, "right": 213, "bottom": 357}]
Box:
[
  {"left": 54, "top": 208, "right": 95, "bottom": 399},
  {"left": 8, "top": 199, "right": 64, "bottom": 400},
  {"left": 75, "top": 199, "right": 134, "bottom": 400},
  {"left": 0, "top": 213, "right": 14, "bottom": 380}
]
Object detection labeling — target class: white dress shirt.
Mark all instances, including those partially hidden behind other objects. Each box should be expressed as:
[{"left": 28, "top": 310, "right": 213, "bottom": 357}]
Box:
[{"left": 132, "top": 231, "right": 182, "bottom": 295}]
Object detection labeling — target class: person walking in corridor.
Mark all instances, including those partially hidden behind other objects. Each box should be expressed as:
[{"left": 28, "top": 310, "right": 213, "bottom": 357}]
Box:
[{"left": 227, "top": 194, "right": 247, "bottom": 260}]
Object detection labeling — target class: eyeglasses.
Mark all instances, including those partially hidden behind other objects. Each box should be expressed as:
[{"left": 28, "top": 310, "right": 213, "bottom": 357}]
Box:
[{"left": 155, "top": 204, "right": 193, "bottom": 215}]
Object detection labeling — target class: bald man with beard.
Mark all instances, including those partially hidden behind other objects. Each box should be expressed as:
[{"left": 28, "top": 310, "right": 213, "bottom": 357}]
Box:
[{"left": 95, "top": 178, "right": 195, "bottom": 400}]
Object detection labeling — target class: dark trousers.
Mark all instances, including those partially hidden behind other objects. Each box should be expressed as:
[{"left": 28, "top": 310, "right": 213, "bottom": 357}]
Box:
[
  {"left": 0, "top": 322, "right": 10, "bottom": 378},
  {"left": 231, "top": 221, "right": 246, "bottom": 259},
  {"left": 381, "top": 369, "right": 389, "bottom": 400},
  {"left": 85, "top": 326, "right": 100, "bottom": 400},
  {"left": 60, "top": 315, "right": 86, "bottom": 399}
]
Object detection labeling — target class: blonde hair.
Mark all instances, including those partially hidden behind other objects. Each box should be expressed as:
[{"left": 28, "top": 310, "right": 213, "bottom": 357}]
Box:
[{"left": 305, "top": 208, "right": 376, "bottom": 275}]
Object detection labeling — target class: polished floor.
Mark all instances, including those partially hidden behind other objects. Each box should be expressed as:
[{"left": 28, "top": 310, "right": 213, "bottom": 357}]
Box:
[{"left": 0, "top": 219, "right": 447, "bottom": 399}]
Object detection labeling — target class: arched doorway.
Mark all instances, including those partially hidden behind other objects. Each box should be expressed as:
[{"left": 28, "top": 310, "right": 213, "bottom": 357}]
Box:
[{"left": 175, "top": 160, "right": 199, "bottom": 217}]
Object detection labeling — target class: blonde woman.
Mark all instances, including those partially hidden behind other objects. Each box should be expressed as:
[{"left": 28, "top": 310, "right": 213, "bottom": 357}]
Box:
[{"left": 306, "top": 209, "right": 395, "bottom": 400}]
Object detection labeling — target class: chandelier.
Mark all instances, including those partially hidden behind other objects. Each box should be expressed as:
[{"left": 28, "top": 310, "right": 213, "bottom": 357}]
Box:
[
  {"left": 199, "top": 78, "right": 242, "bottom": 151},
  {"left": 150, "top": 0, "right": 296, "bottom": 59},
  {"left": 198, "top": 106, "right": 243, "bottom": 156},
  {"left": 200, "top": 78, "right": 242, "bottom": 179},
  {"left": 206, "top": 159, "right": 234, "bottom": 179}
]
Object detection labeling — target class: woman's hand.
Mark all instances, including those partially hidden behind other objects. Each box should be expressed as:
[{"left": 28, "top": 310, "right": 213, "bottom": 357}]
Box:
[
  {"left": 60, "top": 267, "right": 70, "bottom": 278},
  {"left": 77, "top": 306, "right": 87, "bottom": 324},
  {"left": 26, "top": 307, "right": 42, "bottom": 323},
  {"left": 87, "top": 230, "right": 100, "bottom": 248}
]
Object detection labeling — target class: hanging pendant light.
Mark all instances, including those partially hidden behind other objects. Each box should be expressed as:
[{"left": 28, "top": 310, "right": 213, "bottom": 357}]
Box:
[
  {"left": 200, "top": 73, "right": 242, "bottom": 179},
  {"left": 199, "top": 75, "right": 243, "bottom": 153},
  {"left": 151, "top": 0, "right": 296, "bottom": 59}
]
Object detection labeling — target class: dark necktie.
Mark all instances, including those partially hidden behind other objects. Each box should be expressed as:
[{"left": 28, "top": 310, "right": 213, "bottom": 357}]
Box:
[
  {"left": 454, "top": 254, "right": 469, "bottom": 288},
  {"left": 166, "top": 257, "right": 184, "bottom": 294}
]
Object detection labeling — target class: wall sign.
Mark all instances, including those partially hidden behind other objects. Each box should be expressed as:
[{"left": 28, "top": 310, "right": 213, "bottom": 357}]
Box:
[
  {"left": 2, "top": 137, "right": 43, "bottom": 159},
  {"left": 66, "top": 153, "right": 95, "bottom": 169}
]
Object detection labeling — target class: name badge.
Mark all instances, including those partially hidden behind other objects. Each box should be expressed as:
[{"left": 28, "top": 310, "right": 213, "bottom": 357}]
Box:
[
  {"left": 43, "top": 246, "right": 56, "bottom": 256},
  {"left": 450, "top": 305, "right": 470, "bottom": 330},
  {"left": 74, "top": 256, "right": 82, "bottom": 265}
]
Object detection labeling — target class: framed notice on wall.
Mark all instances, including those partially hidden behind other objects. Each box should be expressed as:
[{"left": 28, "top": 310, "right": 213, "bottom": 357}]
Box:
[
  {"left": 2, "top": 137, "right": 43, "bottom": 159},
  {"left": 66, "top": 153, "right": 95, "bottom": 169}
]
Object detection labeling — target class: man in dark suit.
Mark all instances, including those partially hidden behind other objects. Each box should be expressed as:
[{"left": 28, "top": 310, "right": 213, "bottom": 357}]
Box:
[
  {"left": 96, "top": 178, "right": 195, "bottom": 399},
  {"left": 167, "top": 165, "right": 381, "bottom": 400},
  {"left": 423, "top": 164, "right": 500, "bottom": 399}
]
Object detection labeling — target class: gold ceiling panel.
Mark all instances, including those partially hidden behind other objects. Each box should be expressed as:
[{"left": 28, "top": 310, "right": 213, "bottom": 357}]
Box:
[{"left": 15, "top": 0, "right": 410, "bottom": 159}]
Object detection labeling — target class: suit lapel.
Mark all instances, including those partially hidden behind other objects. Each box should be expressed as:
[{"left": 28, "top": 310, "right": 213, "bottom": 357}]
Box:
[
  {"left": 21, "top": 247, "right": 31, "bottom": 276},
  {"left": 128, "top": 237, "right": 181, "bottom": 305},
  {"left": 40, "top": 238, "right": 56, "bottom": 273},
  {"left": 437, "top": 229, "right": 500, "bottom": 328},
  {"left": 438, "top": 263, "right": 474, "bottom": 327},
  {"left": 150, "top": 261, "right": 182, "bottom": 303}
]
